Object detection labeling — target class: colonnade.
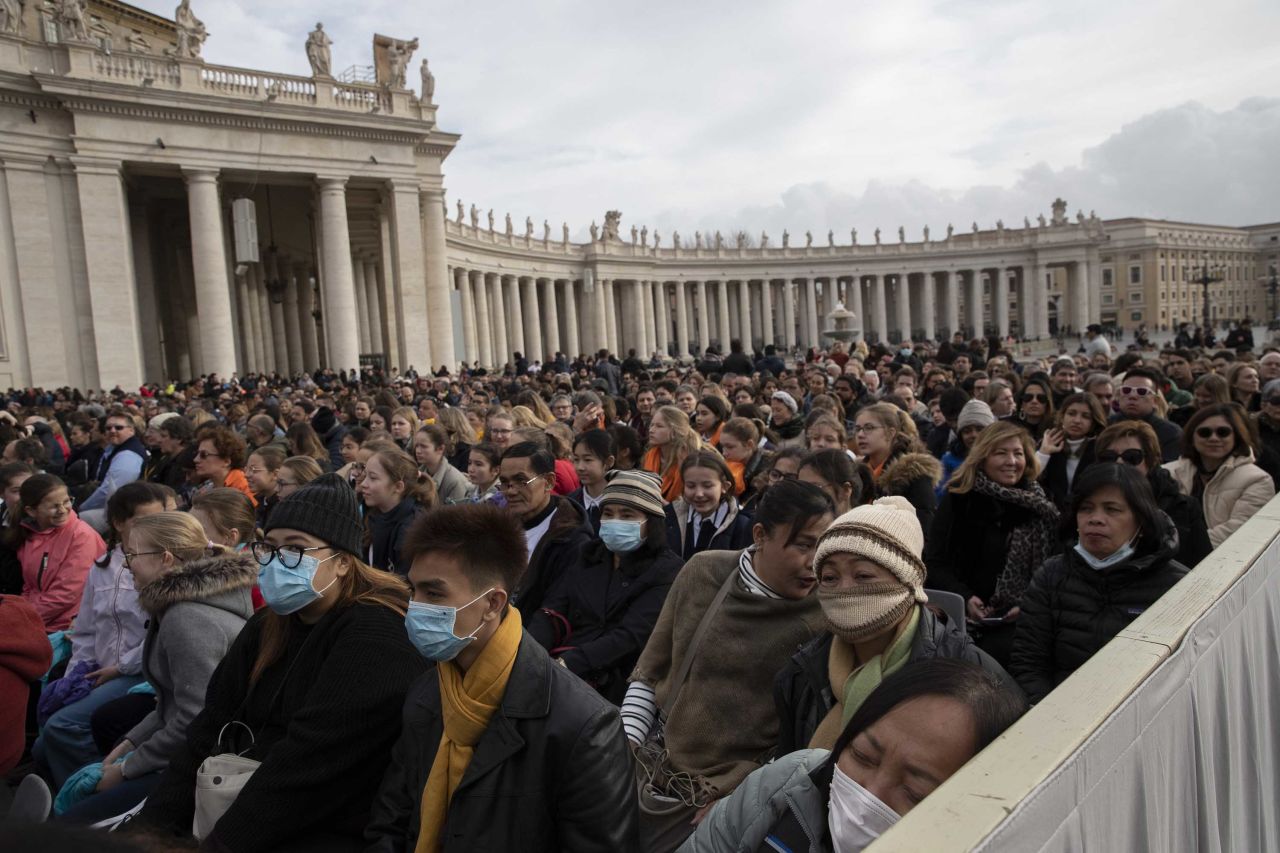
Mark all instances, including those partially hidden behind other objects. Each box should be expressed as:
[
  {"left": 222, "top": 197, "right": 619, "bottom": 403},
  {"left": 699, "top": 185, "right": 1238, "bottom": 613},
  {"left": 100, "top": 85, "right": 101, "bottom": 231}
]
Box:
[{"left": 444, "top": 262, "right": 1087, "bottom": 369}]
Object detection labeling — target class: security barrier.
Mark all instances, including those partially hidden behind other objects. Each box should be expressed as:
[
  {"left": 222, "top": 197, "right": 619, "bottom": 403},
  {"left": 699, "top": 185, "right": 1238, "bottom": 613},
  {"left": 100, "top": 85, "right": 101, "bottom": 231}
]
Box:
[{"left": 875, "top": 493, "right": 1280, "bottom": 851}]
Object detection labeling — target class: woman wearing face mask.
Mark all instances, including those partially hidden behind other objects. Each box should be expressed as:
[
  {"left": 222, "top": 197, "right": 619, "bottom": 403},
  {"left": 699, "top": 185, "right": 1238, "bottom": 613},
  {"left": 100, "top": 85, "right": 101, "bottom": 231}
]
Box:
[
  {"left": 1162, "top": 403, "right": 1274, "bottom": 547},
  {"left": 625, "top": 480, "right": 833, "bottom": 853},
  {"left": 774, "top": 497, "right": 1015, "bottom": 755},
  {"left": 679, "top": 659, "right": 1027, "bottom": 853},
  {"left": 664, "top": 451, "right": 754, "bottom": 560},
  {"left": 129, "top": 474, "right": 427, "bottom": 850},
  {"left": 1010, "top": 465, "right": 1190, "bottom": 703},
  {"left": 937, "top": 400, "right": 995, "bottom": 499},
  {"left": 58, "top": 512, "right": 254, "bottom": 824},
  {"left": 1036, "top": 392, "right": 1107, "bottom": 509},
  {"left": 528, "top": 471, "right": 681, "bottom": 705},
  {"left": 925, "top": 422, "right": 1060, "bottom": 667}
]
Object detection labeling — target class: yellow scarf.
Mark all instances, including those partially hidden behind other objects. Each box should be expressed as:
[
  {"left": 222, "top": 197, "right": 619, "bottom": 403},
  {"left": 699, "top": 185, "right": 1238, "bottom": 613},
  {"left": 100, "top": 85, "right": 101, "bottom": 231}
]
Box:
[{"left": 414, "top": 607, "right": 523, "bottom": 853}]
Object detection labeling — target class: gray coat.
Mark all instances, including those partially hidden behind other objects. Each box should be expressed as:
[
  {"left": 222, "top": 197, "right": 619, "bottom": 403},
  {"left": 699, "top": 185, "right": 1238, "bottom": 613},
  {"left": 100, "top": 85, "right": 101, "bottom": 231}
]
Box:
[
  {"left": 430, "top": 460, "right": 471, "bottom": 504},
  {"left": 679, "top": 749, "right": 832, "bottom": 853},
  {"left": 121, "top": 551, "right": 256, "bottom": 779}
]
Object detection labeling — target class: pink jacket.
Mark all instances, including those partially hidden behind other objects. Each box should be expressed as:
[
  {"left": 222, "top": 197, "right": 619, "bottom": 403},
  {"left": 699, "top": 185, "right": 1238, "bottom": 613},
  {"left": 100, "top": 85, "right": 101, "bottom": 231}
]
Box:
[{"left": 19, "top": 511, "right": 106, "bottom": 632}]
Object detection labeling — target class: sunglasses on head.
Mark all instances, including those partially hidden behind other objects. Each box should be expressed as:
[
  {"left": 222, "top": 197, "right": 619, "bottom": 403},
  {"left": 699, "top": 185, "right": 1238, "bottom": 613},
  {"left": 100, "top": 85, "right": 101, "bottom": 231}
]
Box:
[
  {"left": 1195, "top": 426, "right": 1233, "bottom": 440},
  {"left": 1097, "top": 449, "right": 1145, "bottom": 466}
]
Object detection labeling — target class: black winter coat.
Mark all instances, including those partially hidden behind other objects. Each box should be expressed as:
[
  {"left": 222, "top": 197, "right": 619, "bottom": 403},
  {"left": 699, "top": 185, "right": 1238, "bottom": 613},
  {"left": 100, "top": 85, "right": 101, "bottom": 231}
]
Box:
[
  {"left": 135, "top": 602, "right": 429, "bottom": 852},
  {"left": 366, "top": 497, "right": 425, "bottom": 575},
  {"left": 925, "top": 488, "right": 1048, "bottom": 602},
  {"left": 527, "top": 536, "right": 681, "bottom": 704},
  {"left": 513, "top": 497, "right": 594, "bottom": 621},
  {"left": 664, "top": 499, "right": 754, "bottom": 560},
  {"left": 364, "top": 631, "right": 641, "bottom": 853},
  {"left": 1038, "top": 439, "right": 1098, "bottom": 510},
  {"left": 772, "top": 606, "right": 1016, "bottom": 755},
  {"left": 876, "top": 451, "right": 941, "bottom": 534},
  {"left": 1148, "top": 466, "right": 1212, "bottom": 569},
  {"left": 1009, "top": 512, "right": 1189, "bottom": 704},
  {"left": 1110, "top": 411, "right": 1182, "bottom": 463}
]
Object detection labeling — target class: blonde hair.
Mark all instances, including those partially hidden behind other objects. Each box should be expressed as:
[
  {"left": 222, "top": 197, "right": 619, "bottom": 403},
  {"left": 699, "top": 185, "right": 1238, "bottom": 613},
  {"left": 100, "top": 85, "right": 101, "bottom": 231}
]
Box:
[
  {"left": 510, "top": 405, "right": 548, "bottom": 429},
  {"left": 436, "top": 407, "right": 477, "bottom": 450},
  {"left": 280, "top": 456, "right": 324, "bottom": 486},
  {"left": 856, "top": 402, "right": 919, "bottom": 456},
  {"left": 130, "top": 511, "right": 225, "bottom": 563},
  {"left": 948, "top": 421, "right": 1039, "bottom": 494},
  {"left": 390, "top": 406, "right": 420, "bottom": 435},
  {"left": 651, "top": 405, "right": 702, "bottom": 474}
]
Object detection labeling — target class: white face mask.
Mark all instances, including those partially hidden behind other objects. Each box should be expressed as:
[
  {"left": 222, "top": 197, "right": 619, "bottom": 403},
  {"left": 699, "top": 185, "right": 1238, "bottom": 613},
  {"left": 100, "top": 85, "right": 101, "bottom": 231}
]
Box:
[
  {"left": 1073, "top": 530, "right": 1140, "bottom": 571},
  {"left": 828, "top": 765, "right": 900, "bottom": 852}
]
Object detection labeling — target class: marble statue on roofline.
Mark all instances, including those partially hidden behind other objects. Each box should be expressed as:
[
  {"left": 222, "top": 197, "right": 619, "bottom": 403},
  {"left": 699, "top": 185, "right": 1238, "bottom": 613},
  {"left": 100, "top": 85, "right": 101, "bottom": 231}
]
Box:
[
  {"left": 782, "top": 230, "right": 790, "bottom": 248},
  {"left": 306, "top": 23, "right": 333, "bottom": 77},
  {"left": 0, "top": 0, "right": 22, "bottom": 36},
  {"left": 563, "top": 223, "right": 570, "bottom": 244},
  {"left": 641, "top": 226, "right": 648, "bottom": 247},
  {"left": 760, "top": 231, "right": 768, "bottom": 247},
  {"left": 420, "top": 59, "right": 435, "bottom": 103},
  {"left": 874, "top": 228, "right": 881, "bottom": 245},
  {"left": 504, "top": 212, "right": 512, "bottom": 235},
  {"left": 898, "top": 225, "right": 905, "bottom": 243},
  {"left": 590, "top": 222, "right": 599, "bottom": 241},
  {"left": 57, "top": 0, "right": 91, "bottom": 42},
  {"left": 387, "top": 38, "right": 419, "bottom": 89},
  {"left": 923, "top": 225, "right": 930, "bottom": 242},
  {"left": 470, "top": 205, "right": 479, "bottom": 228},
  {"left": 170, "top": 0, "right": 207, "bottom": 59},
  {"left": 851, "top": 228, "right": 857, "bottom": 244},
  {"left": 805, "top": 231, "right": 813, "bottom": 247},
  {"left": 525, "top": 216, "right": 534, "bottom": 238},
  {"left": 487, "top": 209, "right": 495, "bottom": 231},
  {"left": 544, "top": 220, "right": 551, "bottom": 242},
  {"left": 828, "top": 230, "right": 834, "bottom": 247}
]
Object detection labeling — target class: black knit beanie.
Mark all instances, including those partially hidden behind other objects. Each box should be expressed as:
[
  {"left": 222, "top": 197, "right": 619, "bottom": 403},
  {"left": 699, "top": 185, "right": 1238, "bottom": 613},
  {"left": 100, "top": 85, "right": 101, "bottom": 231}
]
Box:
[{"left": 263, "top": 473, "right": 364, "bottom": 556}]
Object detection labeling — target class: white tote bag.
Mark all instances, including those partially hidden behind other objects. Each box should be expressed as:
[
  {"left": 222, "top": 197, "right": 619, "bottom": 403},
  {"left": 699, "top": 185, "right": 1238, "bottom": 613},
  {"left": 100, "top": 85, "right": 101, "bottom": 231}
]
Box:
[{"left": 193, "top": 722, "right": 259, "bottom": 841}]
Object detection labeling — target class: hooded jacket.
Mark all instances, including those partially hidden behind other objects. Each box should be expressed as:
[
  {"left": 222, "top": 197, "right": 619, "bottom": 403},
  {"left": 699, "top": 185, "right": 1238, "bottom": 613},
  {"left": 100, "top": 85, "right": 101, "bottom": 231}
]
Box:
[
  {"left": 1009, "top": 510, "right": 1189, "bottom": 704},
  {"left": 876, "top": 451, "right": 942, "bottom": 534},
  {"left": 120, "top": 551, "right": 256, "bottom": 779},
  {"left": 0, "top": 595, "right": 53, "bottom": 774},
  {"left": 66, "top": 547, "right": 147, "bottom": 675},
  {"left": 19, "top": 510, "right": 106, "bottom": 631},
  {"left": 773, "top": 606, "right": 1015, "bottom": 755},
  {"left": 1162, "top": 452, "right": 1276, "bottom": 547}
]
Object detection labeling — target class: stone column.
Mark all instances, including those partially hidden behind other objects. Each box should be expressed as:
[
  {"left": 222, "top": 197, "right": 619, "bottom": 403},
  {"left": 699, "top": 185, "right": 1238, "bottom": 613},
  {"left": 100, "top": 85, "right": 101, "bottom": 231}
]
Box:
[
  {"left": 183, "top": 169, "right": 237, "bottom": 377},
  {"left": 674, "top": 281, "right": 690, "bottom": 359},
  {"left": 266, "top": 256, "right": 289, "bottom": 374},
  {"left": 591, "top": 278, "right": 607, "bottom": 356},
  {"left": 488, "top": 272, "right": 508, "bottom": 367},
  {"left": 364, "top": 259, "right": 384, "bottom": 355},
  {"left": 714, "top": 280, "right": 730, "bottom": 350},
  {"left": 849, "top": 275, "right": 864, "bottom": 342},
  {"left": 920, "top": 272, "right": 936, "bottom": 341},
  {"left": 316, "top": 177, "right": 361, "bottom": 372},
  {"left": 694, "top": 280, "right": 710, "bottom": 352},
  {"left": 472, "top": 270, "right": 493, "bottom": 368},
  {"left": 253, "top": 265, "right": 276, "bottom": 374},
  {"left": 457, "top": 267, "right": 478, "bottom": 366},
  {"left": 602, "top": 280, "right": 618, "bottom": 356},
  {"left": 737, "top": 280, "right": 753, "bottom": 350},
  {"left": 522, "top": 276, "right": 543, "bottom": 361},
  {"left": 420, "top": 188, "right": 452, "bottom": 371},
  {"left": 994, "top": 269, "right": 1010, "bottom": 339},
  {"left": 942, "top": 271, "right": 959, "bottom": 338},
  {"left": 782, "top": 279, "right": 797, "bottom": 350},
  {"left": 638, "top": 280, "right": 655, "bottom": 358},
  {"left": 296, "top": 263, "right": 319, "bottom": 371},
  {"left": 123, "top": 200, "right": 164, "bottom": 381},
  {"left": 283, "top": 265, "right": 304, "bottom": 373},
  {"left": 352, "top": 258, "right": 372, "bottom": 353},
  {"left": 543, "top": 278, "right": 562, "bottom": 358},
  {"left": 761, "top": 281, "right": 775, "bottom": 348},
  {"left": 869, "top": 274, "right": 887, "bottom": 343},
  {"left": 389, "top": 184, "right": 430, "bottom": 372},
  {"left": 895, "top": 272, "right": 911, "bottom": 341},
  {"left": 563, "top": 279, "right": 580, "bottom": 358},
  {"left": 967, "top": 270, "right": 984, "bottom": 337},
  {"left": 504, "top": 275, "right": 525, "bottom": 357},
  {"left": 655, "top": 282, "right": 670, "bottom": 357},
  {"left": 235, "top": 270, "right": 259, "bottom": 372},
  {"left": 1033, "top": 264, "right": 1051, "bottom": 339}
]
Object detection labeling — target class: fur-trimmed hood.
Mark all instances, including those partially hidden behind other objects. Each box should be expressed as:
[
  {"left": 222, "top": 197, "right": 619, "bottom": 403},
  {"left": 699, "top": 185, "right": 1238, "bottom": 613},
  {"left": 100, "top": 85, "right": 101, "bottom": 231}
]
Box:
[
  {"left": 879, "top": 451, "right": 943, "bottom": 494},
  {"left": 136, "top": 550, "right": 258, "bottom": 617}
]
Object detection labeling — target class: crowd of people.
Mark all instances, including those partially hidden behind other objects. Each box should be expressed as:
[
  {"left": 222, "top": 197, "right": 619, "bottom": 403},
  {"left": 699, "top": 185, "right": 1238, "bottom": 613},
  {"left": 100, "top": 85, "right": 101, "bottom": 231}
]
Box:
[{"left": 0, "top": 323, "right": 1277, "bottom": 851}]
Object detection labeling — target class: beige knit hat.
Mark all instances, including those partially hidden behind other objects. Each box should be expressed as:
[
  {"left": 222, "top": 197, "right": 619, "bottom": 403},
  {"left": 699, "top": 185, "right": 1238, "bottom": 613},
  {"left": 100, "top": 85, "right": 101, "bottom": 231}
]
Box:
[
  {"left": 814, "top": 496, "right": 927, "bottom": 602},
  {"left": 600, "top": 469, "right": 665, "bottom": 517}
]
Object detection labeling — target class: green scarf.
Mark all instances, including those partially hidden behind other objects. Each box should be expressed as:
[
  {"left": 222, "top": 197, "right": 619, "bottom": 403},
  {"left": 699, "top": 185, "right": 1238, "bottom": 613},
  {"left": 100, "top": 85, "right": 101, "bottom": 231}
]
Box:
[{"left": 840, "top": 605, "right": 920, "bottom": 726}]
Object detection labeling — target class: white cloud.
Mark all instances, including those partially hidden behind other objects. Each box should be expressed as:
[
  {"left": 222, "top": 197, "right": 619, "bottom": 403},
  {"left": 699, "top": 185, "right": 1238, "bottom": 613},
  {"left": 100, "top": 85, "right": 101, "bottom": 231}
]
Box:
[{"left": 133, "top": 0, "right": 1280, "bottom": 238}]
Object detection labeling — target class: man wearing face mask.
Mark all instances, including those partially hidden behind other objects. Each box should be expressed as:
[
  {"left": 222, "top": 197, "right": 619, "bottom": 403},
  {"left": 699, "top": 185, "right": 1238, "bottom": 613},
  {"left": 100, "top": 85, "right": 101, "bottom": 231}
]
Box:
[
  {"left": 527, "top": 470, "right": 682, "bottom": 704},
  {"left": 1010, "top": 464, "right": 1189, "bottom": 704},
  {"left": 366, "top": 503, "right": 640, "bottom": 852}
]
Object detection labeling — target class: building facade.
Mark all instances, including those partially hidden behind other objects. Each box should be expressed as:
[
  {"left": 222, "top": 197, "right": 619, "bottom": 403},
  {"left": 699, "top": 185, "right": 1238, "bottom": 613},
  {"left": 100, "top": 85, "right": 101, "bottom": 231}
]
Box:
[{"left": 0, "top": 4, "right": 1275, "bottom": 389}]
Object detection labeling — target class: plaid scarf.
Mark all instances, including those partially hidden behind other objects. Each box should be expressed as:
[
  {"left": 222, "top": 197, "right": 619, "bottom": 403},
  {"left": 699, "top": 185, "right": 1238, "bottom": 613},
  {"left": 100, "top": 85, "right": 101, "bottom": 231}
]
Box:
[{"left": 971, "top": 472, "right": 1060, "bottom": 609}]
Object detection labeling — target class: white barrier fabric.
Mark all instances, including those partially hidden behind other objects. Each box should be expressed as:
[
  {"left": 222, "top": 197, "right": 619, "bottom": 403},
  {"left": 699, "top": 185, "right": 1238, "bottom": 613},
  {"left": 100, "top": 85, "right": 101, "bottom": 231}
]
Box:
[{"left": 975, "top": 533, "right": 1280, "bottom": 853}]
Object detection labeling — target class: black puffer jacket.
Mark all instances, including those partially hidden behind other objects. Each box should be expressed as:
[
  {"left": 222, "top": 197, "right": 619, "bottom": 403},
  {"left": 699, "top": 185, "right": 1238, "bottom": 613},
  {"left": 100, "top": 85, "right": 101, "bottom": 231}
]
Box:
[
  {"left": 772, "top": 606, "right": 1016, "bottom": 755},
  {"left": 1009, "top": 511, "right": 1189, "bottom": 704},
  {"left": 527, "top": 533, "right": 682, "bottom": 704},
  {"left": 1148, "top": 466, "right": 1212, "bottom": 569},
  {"left": 364, "top": 631, "right": 641, "bottom": 853}
]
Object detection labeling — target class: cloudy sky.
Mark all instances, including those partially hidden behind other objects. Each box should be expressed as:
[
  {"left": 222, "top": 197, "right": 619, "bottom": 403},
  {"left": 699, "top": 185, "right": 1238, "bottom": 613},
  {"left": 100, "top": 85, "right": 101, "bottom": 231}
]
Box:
[{"left": 136, "top": 0, "right": 1280, "bottom": 240}]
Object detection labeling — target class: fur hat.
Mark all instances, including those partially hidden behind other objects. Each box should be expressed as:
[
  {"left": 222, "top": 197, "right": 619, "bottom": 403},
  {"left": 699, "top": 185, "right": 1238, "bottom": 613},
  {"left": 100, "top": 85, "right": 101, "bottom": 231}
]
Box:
[
  {"left": 957, "top": 399, "right": 995, "bottom": 432},
  {"left": 814, "top": 496, "right": 927, "bottom": 602}
]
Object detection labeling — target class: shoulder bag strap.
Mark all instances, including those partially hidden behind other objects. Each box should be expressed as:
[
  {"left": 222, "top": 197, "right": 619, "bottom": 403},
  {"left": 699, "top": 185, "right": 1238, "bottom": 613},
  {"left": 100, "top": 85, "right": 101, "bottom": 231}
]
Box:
[{"left": 664, "top": 561, "right": 739, "bottom": 714}]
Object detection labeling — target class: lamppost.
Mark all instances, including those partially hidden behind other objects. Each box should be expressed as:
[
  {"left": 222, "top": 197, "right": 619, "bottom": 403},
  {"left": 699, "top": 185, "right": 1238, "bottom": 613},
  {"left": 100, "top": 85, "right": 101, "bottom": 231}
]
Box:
[{"left": 1190, "top": 263, "right": 1223, "bottom": 333}]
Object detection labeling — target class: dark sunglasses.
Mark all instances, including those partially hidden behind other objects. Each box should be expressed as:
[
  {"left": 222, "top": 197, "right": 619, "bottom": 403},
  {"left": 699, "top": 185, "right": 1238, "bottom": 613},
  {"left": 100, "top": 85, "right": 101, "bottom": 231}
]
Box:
[
  {"left": 1195, "top": 426, "right": 1234, "bottom": 440},
  {"left": 1097, "top": 449, "right": 1145, "bottom": 466},
  {"left": 1021, "top": 393, "right": 1048, "bottom": 404}
]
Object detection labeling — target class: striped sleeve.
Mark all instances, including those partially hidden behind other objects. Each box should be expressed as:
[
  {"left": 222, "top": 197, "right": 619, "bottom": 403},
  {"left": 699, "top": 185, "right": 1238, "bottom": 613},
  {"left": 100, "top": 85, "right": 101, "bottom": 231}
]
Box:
[{"left": 621, "top": 680, "right": 658, "bottom": 745}]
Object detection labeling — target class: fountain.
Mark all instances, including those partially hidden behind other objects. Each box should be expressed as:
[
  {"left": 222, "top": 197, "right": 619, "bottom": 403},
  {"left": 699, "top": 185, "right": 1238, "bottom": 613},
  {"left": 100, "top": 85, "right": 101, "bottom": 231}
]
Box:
[{"left": 822, "top": 301, "right": 861, "bottom": 345}]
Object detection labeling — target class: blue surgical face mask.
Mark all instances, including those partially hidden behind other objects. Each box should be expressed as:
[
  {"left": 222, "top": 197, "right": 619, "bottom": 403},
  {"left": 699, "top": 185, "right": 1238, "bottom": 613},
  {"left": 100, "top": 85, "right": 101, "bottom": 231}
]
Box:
[
  {"left": 1073, "top": 532, "right": 1140, "bottom": 571},
  {"left": 599, "top": 520, "right": 644, "bottom": 553},
  {"left": 258, "top": 552, "right": 338, "bottom": 615},
  {"left": 405, "top": 588, "right": 493, "bottom": 662}
]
